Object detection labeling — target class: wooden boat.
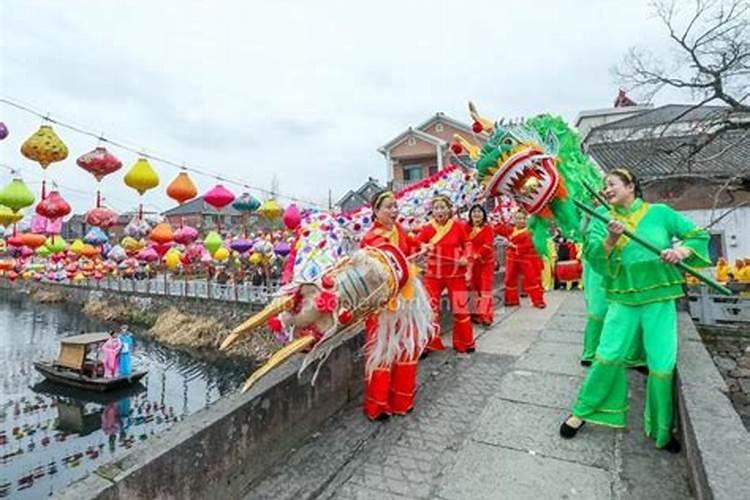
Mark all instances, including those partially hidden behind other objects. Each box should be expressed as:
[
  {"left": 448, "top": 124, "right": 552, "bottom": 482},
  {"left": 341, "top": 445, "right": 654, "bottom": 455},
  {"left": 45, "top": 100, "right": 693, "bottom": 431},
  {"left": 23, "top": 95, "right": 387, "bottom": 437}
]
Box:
[{"left": 34, "top": 332, "right": 147, "bottom": 392}]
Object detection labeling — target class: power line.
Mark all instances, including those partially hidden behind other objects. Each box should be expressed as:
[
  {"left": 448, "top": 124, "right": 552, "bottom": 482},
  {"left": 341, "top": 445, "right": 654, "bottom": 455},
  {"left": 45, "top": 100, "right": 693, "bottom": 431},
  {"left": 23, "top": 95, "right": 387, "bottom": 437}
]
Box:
[{"left": 0, "top": 96, "right": 327, "bottom": 208}]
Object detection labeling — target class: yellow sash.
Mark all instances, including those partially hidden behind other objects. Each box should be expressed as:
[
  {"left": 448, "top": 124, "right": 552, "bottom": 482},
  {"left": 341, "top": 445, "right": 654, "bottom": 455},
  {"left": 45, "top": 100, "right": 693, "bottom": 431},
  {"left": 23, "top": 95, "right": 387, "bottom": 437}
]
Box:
[
  {"left": 373, "top": 226, "right": 400, "bottom": 246},
  {"left": 610, "top": 202, "right": 650, "bottom": 251},
  {"left": 429, "top": 219, "right": 454, "bottom": 245}
]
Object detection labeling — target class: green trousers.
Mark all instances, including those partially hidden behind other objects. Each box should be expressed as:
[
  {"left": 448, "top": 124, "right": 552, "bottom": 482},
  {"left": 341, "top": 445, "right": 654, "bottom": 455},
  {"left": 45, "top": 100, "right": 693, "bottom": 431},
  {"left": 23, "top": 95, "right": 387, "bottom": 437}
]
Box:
[
  {"left": 572, "top": 300, "right": 677, "bottom": 448},
  {"left": 581, "top": 265, "right": 646, "bottom": 366}
]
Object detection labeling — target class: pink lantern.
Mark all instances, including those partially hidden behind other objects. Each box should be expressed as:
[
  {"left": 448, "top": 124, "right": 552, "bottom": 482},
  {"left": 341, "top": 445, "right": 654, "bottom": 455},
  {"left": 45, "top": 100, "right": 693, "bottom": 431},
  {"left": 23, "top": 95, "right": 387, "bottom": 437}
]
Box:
[
  {"left": 85, "top": 207, "right": 118, "bottom": 228},
  {"left": 173, "top": 226, "right": 198, "bottom": 245},
  {"left": 204, "top": 184, "right": 235, "bottom": 211},
  {"left": 282, "top": 203, "right": 301, "bottom": 230},
  {"left": 137, "top": 247, "right": 159, "bottom": 262}
]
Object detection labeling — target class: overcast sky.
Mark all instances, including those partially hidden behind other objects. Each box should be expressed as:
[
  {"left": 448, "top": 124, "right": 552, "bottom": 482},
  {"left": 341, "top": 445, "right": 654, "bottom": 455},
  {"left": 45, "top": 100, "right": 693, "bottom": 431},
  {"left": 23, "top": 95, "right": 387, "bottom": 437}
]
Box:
[{"left": 0, "top": 0, "right": 686, "bottom": 214}]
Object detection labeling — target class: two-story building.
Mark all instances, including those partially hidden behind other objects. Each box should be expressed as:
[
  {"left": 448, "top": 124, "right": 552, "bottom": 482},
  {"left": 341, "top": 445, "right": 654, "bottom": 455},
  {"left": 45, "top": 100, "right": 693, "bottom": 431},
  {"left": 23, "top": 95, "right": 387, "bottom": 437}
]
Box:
[{"left": 377, "top": 112, "right": 486, "bottom": 191}]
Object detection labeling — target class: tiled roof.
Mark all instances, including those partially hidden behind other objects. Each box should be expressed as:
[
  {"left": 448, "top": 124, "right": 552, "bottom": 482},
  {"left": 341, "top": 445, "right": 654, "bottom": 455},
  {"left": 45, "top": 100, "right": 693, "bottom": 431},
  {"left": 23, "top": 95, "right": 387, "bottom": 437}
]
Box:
[
  {"left": 593, "top": 104, "right": 730, "bottom": 131},
  {"left": 588, "top": 129, "right": 750, "bottom": 180}
]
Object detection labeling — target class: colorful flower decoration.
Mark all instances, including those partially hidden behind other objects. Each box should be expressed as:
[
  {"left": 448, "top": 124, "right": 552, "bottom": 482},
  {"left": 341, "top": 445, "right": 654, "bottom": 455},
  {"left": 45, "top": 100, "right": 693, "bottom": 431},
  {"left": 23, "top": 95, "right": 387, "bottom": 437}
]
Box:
[
  {"left": 166, "top": 172, "right": 198, "bottom": 205},
  {"left": 20, "top": 125, "right": 68, "bottom": 169}
]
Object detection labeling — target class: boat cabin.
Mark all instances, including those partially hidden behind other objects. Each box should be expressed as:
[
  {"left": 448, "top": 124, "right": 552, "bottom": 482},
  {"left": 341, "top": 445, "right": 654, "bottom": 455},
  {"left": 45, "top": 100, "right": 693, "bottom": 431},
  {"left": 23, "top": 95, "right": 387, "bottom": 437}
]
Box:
[{"left": 56, "top": 333, "right": 108, "bottom": 377}]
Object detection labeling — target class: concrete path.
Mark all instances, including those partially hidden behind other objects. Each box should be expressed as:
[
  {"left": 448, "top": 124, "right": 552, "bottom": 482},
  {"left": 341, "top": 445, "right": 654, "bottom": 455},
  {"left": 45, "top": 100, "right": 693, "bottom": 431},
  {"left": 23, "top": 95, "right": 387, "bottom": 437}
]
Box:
[{"left": 244, "top": 292, "right": 693, "bottom": 500}]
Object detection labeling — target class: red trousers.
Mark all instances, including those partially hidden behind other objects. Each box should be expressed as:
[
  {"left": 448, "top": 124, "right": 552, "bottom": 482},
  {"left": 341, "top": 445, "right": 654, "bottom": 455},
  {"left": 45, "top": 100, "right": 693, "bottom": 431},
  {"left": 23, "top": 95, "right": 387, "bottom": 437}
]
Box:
[
  {"left": 504, "top": 257, "right": 545, "bottom": 307},
  {"left": 363, "top": 316, "right": 418, "bottom": 420},
  {"left": 424, "top": 276, "right": 475, "bottom": 353},
  {"left": 469, "top": 262, "right": 495, "bottom": 323}
]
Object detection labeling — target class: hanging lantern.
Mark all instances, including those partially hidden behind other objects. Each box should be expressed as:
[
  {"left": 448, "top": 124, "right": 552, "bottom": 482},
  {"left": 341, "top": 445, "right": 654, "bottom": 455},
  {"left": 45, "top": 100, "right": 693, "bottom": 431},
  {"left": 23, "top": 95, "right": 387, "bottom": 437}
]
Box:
[
  {"left": 108, "top": 245, "right": 127, "bottom": 262},
  {"left": 152, "top": 242, "right": 172, "bottom": 258},
  {"left": 36, "top": 246, "right": 51, "bottom": 258},
  {"left": 35, "top": 190, "right": 71, "bottom": 221},
  {"left": 20, "top": 233, "right": 46, "bottom": 249},
  {"left": 137, "top": 247, "right": 159, "bottom": 263},
  {"left": 0, "top": 178, "right": 35, "bottom": 214},
  {"left": 232, "top": 193, "right": 261, "bottom": 212},
  {"left": 69, "top": 239, "right": 85, "bottom": 255},
  {"left": 149, "top": 223, "right": 174, "bottom": 245},
  {"left": 80, "top": 244, "right": 100, "bottom": 259},
  {"left": 273, "top": 241, "right": 291, "bottom": 257},
  {"left": 213, "top": 247, "right": 230, "bottom": 262},
  {"left": 0, "top": 207, "right": 23, "bottom": 226},
  {"left": 167, "top": 172, "right": 198, "bottom": 205},
  {"left": 164, "top": 248, "right": 182, "bottom": 270},
  {"left": 173, "top": 225, "right": 198, "bottom": 245},
  {"left": 257, "top": 199, "right": 283, "bottom": 220},
  {"left": 124, "top": 215, "right": 151, "bottom": 239},
  {"left": 84, "top": 227, "right": 109, "bottom": 246},
  {"left": 282, "top": 203, "right": 301, "bottom": 230},
  {"left": 0, "top": 122, "right": 8, "bottom": 140},
  {"left": 203, "top": 231, "right": 222, "bottom": 256},
  {"left": 229, "top": 238, "right": 253, "bottom": 254},
  {"left": 204, "top": 184, "right": 236, "bottom": 211},
  {"left": 20, "top": 125, "right": 68, "bottom": 169},
  {"left": 121, "top": 236, "right": 145, "bottom": 254},
  {"left": 76, "top": 147, "right": 122, "bottom": 181},
  {"left": 124, "top": 158, "right": 160, "bottom": 195},
  {"left": 45, "top": 236, "right": 67, "bottom": 254},
  {"left": 85, "top": 207, "right": 118, "bottom": 228}
]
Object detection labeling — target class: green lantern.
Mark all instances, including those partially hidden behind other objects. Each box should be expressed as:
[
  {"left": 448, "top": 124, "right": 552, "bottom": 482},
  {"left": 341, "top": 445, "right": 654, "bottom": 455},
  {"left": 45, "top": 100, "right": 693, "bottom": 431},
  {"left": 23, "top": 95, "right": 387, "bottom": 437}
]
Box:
[{"left": 0, "top": 178, "right": 35, "bottom": 213}]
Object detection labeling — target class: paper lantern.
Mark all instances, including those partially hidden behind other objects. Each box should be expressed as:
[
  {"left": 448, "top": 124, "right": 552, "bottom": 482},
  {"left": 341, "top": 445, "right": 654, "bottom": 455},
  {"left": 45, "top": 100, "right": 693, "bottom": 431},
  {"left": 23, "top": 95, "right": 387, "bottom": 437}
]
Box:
[
  {"left": 76, "top": 147, "right": 123, "bottom": 181},
  {"left": 7, "top": 235, "right": 22, "bottom": 247},
  {"left": 204, "top": 184, "right": 235, "bottom": 211},
  {"left": 20, "top": 125, "right": 68, "bottom": 169},
  {"left": 45, "top": 236, "right": 67, "bottom": 254},
  {"left": 232, "top": 193, "right": 260, "bottom": 212},
  {"left": 108, "top": 245, "right": 127, "bottom": 262},
  {"left": 229, "top": 238, "right": 253, "bottom": 254},
  {"left": 164, "top": 249, "right": 182, "bottom": 270},
  {"left": 84, "top": 227, "right": 109, "bottom": 246},
  {"left": 137, "top": 247, "right": 159, "bottom": 262},
  {"left": 36, "top": 246, "right": 51, "bottom": 258},
  {"left": 20, "top": 233, "right": 46, "bottom": 249},
  {"left": 173, "top": 226, "right": 198, "bottom": 245},
  {"left": 149, "top": 223, "right": 174, "bottom": 245},
  {"left": 166, "top": 172, "right": 198, "bottom": 205},
  {"left": 249, "top": 252, "right": 263, "bottom": 265},
  {"left": 0, "top": 178, "right": 35, "bottom": 213},
  {"left": 273, "top": 241, "right": 291, "bottom": 257},
  {"left": 69, "top": 239, "right": 85, "bottom": 255},
  {"left": 35, "top": 191, "right": 71, "bottom": 220},
  {"left": 152, "top": 242, "right": 172, "bottom": 257},
  {"left": 282, "top": 204, "right": 301, "bottom": 230},
  {"left": 124, "top": 216, "right": 151, "bottom": 238},
  {"left": 121, "top": 236, "right": 145, "bottom": 254},
  {"left": 204, "top": 231, "right": 223, "bottom": 256},
  {"left": 124, "top": 158, "right": 159, "bottom": 195},
  {"left": 0, "top": 207, "right": 23, "bottom": 226},
  {"left": 85, "top": 207, "right": 118, "bottom": 228},
  {"left": 257, "top": 199, "right": 283, "bottom": 220},
  {"left": 213, "top": 247, "right": 230, "bottom": 262},
  {"left": 0, "top": 122, "right": 8, "bottom": 140}
]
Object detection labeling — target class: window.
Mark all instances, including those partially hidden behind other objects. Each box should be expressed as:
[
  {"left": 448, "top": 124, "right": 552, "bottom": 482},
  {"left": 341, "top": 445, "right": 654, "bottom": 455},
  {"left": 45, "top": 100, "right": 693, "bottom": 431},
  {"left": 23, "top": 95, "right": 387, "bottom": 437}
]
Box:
[
  {"left": 708, "top": 233, "right": 725, "bottom": 264},
  {"left": 403, "top": 165, "right": 423, "bottom": 182}
]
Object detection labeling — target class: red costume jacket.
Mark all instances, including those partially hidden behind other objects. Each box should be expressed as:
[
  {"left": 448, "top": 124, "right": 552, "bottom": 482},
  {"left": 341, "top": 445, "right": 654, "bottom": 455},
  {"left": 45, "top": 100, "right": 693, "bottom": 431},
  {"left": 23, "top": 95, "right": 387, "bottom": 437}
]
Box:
[
  {"left": 360, "top": 221, "right": 417, "bottom": 256},
  {"left": 416, "top": 219, "right": 469, "bottom": 279},
  {"left": 468, "top": 224, "right": 496, "bottom": 266},
  {"left": 493, "top": 224, "right": 542, "bottom": 265}
]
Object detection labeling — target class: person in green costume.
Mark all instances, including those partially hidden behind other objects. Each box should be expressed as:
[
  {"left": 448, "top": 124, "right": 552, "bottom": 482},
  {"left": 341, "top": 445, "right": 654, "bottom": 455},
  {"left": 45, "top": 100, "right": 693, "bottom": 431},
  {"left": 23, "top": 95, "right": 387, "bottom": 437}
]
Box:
[
  {"left": 580, "top": 198, "right": 646, "bottom": 369},
  {"left": 560, "top": 168, "right": 710, "bottom": 452}
]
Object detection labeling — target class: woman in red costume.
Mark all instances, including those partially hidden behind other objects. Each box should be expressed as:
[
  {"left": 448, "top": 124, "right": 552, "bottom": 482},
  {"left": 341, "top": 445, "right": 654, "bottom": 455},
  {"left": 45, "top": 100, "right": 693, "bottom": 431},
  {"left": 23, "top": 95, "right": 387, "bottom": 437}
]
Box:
[
  {"left": 360, "top": 190, "right": 422, "bottom": 420},
  {"left": 494, "top": 210, "right": 546, "bottom": 308},
  {"left": 467, "top": 205, "right": 496, "bottom": 326},
  {"left": 417, "top": 195, "right": 475, "bottom": 354}
]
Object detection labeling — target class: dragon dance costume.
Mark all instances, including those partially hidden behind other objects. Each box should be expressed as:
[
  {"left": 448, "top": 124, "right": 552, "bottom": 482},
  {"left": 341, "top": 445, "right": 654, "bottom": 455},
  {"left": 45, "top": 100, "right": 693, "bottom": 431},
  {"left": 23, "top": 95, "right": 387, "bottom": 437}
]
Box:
[
  {"left": 417, "top": 217, "right": 475, "bottom": 353},
  {"left": 572, "top": 199, "right": 709, "bottom": 447},
  {"left": 468, "top": 223, "right": 496, "bottom": 324},
  {"left": 360, "top": 220, "right": 424, "bottom": 419}
]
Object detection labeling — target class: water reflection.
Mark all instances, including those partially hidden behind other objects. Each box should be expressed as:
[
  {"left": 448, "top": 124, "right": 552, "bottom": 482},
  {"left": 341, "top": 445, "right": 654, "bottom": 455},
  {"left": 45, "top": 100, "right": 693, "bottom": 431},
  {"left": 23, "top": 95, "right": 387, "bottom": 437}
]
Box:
[{"left": 0, "top": 292, "right": 246, "bottom": 498}]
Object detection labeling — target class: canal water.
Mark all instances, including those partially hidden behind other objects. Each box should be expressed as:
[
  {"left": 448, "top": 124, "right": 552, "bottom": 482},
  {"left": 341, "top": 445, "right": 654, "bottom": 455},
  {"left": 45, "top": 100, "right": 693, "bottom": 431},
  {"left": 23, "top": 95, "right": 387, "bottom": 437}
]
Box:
[{"left": 0, "top": 292, "right": 247, "bottom": 498}]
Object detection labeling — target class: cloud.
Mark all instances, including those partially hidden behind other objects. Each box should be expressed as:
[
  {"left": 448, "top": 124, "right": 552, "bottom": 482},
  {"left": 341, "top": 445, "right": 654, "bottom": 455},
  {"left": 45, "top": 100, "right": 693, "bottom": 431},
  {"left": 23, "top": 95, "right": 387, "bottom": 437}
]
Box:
[{"left": 0, "top": 0, "right": 675, "bottom": 213}]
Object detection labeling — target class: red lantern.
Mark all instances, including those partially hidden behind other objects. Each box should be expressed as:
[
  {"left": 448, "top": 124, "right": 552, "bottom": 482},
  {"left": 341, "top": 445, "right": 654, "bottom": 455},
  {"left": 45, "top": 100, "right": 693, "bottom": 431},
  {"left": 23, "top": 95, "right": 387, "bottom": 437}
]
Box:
[
  {"left": 204, "top": 184, "right": 235, "bottom": 211},
  {"left": 76, "top": 147, "right": 122, "bottom": 182},
  {"left": 472, "top": 122, "right": 483, "bottom": 133},
  {"left": 451, "top": 143, "right": 463, "bottom": 155},
  {"left": 85, "top": 207, "right": 118, "bottom": 228},
  {"left": 35, "top": 191, "right": 71, "bottom": 220}
]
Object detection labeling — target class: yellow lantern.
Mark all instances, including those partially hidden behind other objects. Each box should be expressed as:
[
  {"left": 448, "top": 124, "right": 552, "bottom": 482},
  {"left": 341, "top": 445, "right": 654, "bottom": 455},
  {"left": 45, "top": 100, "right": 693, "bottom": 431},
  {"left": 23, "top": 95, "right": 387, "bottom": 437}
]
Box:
[
  {"left": 0, "top": 206, "right": 23, "bottom": 226},
  {"left": 121, "top": 236, "right": 145, "bottom": 253},
  {"left": 164, "top": 249, "right": 182, "bottom": 270},
  {"left": 124, "top": 158, "right": 160, "bottom": 195},
  {"left": 249, "top": 252, "right": 262, "bottom": 265},
  {"left": 20, "top": 125, "right": 68, "bottom": 169},
  {"left": 213, "top": 247, "right": 230, "bottom": 262},
  {"left": 257, "top": 199, "right": 283, "bottom": 220},
  {"left": 69, "top": 239, "right": 85, "bottom": 255}
]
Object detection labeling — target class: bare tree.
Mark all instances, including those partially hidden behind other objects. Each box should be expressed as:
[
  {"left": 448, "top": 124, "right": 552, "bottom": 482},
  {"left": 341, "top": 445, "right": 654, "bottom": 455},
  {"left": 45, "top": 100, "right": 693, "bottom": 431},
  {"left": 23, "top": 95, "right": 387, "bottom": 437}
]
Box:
[{"left": 614, "top": 0, "right": 750, "bottom": 223}]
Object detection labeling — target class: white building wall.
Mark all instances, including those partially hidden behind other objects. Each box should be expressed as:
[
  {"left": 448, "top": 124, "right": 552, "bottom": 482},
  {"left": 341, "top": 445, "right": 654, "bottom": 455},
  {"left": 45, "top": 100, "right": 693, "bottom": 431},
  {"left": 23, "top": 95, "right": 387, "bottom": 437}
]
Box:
[{"left": 681, "top": 206, "right": 750, "bottom": 263}]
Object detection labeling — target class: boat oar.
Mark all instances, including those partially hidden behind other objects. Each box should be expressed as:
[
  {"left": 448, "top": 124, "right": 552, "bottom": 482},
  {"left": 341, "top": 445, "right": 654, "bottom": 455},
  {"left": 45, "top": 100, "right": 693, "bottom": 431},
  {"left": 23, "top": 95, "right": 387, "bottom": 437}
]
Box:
[{"left": 573, "top": 199, "right": 731, "bottom": 296}]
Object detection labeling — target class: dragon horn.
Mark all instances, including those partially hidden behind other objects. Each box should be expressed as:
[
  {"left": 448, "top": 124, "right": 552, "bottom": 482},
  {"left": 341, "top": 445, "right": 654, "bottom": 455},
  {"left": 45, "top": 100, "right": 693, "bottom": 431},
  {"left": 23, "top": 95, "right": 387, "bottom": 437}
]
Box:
[
  {"left": 468, "top": 101, "right": 494, "bottom": 133},
  {"left": 241, "top": 335, "right": 316, "bottom": 393},
  {"left": 453, "top": 134, "right": 481, "bottom": 161},
  {"left": 220, "top": 295, "right": 295, "bottom": 350}
]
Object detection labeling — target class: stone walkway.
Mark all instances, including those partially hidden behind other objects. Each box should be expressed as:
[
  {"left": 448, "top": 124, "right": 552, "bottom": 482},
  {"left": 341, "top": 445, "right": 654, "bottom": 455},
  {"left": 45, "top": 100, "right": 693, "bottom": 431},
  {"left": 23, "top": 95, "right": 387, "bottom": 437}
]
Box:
[{"left": 244, "top": 292, "right": 693, "bottom": 499}]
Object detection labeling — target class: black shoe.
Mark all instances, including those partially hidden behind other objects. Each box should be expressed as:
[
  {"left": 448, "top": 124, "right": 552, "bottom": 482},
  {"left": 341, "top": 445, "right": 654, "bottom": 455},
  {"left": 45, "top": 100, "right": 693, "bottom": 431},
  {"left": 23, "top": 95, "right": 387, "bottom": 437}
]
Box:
[
  {"left": 559, "top": 417, "right": 585, "bottom": 439},
  {"left": 632, "top": 366, "right": 650, "bottom": 376},
  {"left": 374, "top": 413, "right": 390, "bottom": 422},
  {"left": 663, "top": 437, "right": 681, "bottom": 454},
  {"left": 419, "top": 351, "right": 429, "bottom": 360},
  {"left": 466, "top": 347, "right": 476, "bottom": 354},
  {"left": 580, "top": 360, "right": 592, "bottom": 367}
]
